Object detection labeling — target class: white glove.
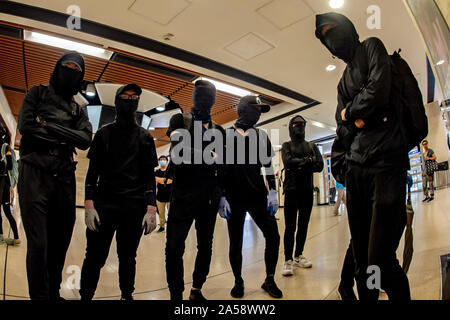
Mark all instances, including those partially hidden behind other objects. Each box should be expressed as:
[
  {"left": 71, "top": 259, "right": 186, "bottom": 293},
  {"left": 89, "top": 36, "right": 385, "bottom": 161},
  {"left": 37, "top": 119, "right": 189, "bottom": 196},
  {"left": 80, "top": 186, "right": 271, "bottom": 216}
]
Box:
[
  {"left": 85, "top": 208, "right": 101, "bottom": 232},
  {"left": 142, "top": 209, "right": 157, "bottom": 235}
]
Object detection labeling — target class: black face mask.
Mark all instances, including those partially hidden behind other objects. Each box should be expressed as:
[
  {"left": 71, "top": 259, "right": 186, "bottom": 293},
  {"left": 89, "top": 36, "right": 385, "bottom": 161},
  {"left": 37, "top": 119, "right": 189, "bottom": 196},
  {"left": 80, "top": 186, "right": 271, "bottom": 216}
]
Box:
[
  {"left": 235, "top": 105, "right": 261, "bottom": 131},
  {"left": 116, "top": 98, "right": 138, "bottom": 125},
  {"left": 292, "top": 125, "right": 305, "bottom": 140},
  {"left": 323, "top": 26, "right": 356, "bottom": 63},
  {"left": 51, "top": 66, "right": 83, "bottom": 97},
  {"left": 192, "top": 83, "right": 216, "bottom": 123}
]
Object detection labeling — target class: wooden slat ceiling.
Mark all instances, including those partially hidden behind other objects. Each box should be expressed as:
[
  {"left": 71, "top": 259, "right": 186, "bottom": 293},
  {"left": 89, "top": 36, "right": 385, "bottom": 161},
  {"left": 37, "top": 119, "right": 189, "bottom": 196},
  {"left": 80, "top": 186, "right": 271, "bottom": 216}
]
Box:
[{"left": 0, "top": 22, "right": 283, "bottom": 147}]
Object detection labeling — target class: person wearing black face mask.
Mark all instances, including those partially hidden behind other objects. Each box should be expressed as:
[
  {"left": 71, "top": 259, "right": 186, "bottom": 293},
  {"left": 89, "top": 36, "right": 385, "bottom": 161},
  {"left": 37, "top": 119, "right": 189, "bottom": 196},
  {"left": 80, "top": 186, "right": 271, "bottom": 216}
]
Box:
[
  {"left": 165, "top": 80, "right": 226, "bottom": 301},
  {"left": 220, "top": 95, "right": 282, "bottom": 299},
  {"left": 316, "top": 13, "right": 411, "bottom": 301},
  {"left": 17, "top": 51, "right": 92, "bottom": 300},
  {"left": 79, "top": 84, "right": 158, "bottom": 301},
  {"left": 281, "top": 116, "right": 323, "bottom": 277}
]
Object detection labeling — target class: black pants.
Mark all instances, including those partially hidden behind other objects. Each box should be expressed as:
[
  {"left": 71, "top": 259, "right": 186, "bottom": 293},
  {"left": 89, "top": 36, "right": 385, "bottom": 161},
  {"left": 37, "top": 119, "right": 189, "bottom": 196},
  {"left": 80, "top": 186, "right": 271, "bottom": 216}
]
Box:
[
  {"left": 340, "top": 241, "right": 356, "bottom": 289},
  {"left": 79, "top": 200, "right": 146, "bottom": 299},
  {"left": 346, "top": 164, "right": 410, "bottom": 300},
  {"left": 18, "top": 161, "right": 76, "bottom": 300},
  {"left": 227, "top": 197, "right": 280, "bottom": 284},
  {"left": 0, "top": 176, "right": 19, "bottom": 239},
  {"left": 165, "top": 187, "right": 219, "bottom": 298},
  {"left": 283, "top": 188, "right": 313, "bottom": 261}
]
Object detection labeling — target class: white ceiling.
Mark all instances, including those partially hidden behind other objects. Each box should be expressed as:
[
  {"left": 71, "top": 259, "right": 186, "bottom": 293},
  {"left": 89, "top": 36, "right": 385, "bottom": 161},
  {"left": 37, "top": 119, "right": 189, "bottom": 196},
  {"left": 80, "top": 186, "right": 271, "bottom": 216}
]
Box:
[{"left": 2, "top": 0, "right": 428, "bottom": 145}]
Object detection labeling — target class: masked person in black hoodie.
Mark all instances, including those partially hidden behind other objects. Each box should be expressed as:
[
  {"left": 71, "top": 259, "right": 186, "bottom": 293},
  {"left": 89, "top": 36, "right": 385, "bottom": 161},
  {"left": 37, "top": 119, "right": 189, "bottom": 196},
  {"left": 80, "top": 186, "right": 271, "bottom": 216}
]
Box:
[
  {"left": 281, "top": 116, "right": 323, "bottom": 277},
  {"left": 316, "top": 13, "right": 410, "bottom": 300},
  {"left": 17, "top": 51, "right": 92, "bottom": 300},
  {"left": 165, "top": 80, "right": 226, "bottom": 301},
  {"left": 79, "top": 84, "right": 158, "bottom": 301},
  {"left": 220, "top": 95, "right": 282, "bottom": 299}
]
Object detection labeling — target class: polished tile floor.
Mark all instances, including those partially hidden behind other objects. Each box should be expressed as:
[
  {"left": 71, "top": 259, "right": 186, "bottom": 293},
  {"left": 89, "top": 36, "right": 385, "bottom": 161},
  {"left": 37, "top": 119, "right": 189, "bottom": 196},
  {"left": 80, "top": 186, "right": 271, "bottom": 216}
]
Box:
[{"left": 1, "top": 188, "right": 449, "bottom": 300}]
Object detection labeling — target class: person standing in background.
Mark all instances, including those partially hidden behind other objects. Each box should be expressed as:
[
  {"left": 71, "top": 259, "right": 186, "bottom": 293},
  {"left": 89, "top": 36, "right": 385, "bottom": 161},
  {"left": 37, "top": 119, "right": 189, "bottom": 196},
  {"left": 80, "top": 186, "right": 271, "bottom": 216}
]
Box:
[
  {"left": 281, "top": 115, "right": 324, "bottom": 277},
  {"left": 333, "top": 181, "right": 346, "bottom": 216},
  {"left": 421, "top": 140, "right": 437, "bottom": 202},
  {"left": 0, "top": 129, "right": 20, "bottom": 246},
  {"left": 155, "top": 155, "right": 172, "bottom": 233},
  {"left": 18, "top": 51, "right": 92, "bottom": 300}
]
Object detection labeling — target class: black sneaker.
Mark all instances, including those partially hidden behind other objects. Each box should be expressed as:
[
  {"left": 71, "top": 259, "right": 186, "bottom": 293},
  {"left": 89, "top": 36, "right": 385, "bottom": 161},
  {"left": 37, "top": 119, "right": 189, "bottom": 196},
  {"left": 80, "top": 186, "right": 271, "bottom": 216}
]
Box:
[
  {"left": 157, "top": 227, "right": 165, "bottom": 233},
  {"left": 189, "top": 289, "right": 207, "bottom": 301},
  {"left": 120, "top": 294, "right": 134, "bottom": 301},
  {"left": 230, "top": 282, "right": 245, "bottom": 299},
  {"left": 170, "top": 292, "right": 183, "bottom": 301},
  {"left": 337, "top": 285, "right": 357, "bottom": 301},
  {"left": 422, "top": 197, "right": 430, "bottom": 202},
  {"left": 261, "top": 279, "right": 283, "bottom": 299}
]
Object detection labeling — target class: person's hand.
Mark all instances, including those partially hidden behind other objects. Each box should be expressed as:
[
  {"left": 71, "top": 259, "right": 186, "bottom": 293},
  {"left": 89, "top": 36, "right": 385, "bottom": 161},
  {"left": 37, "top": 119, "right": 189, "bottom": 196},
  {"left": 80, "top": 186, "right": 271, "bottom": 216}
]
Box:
[
  {"left": 267, "top": 189, "right": 279, "bottom": 216},
  {"left": 142, "top": 206, "right": 157, "bottom": 235},
  {"left": 355, "top": 119, "right": 365, "bottom": 129},
  {"left": 85, "top": 202, "right": 101, "bottom": 232},
  {"left": 341, "top": 109, "right": 347, "bottom": 122},
  {"left": 218, "top": 197, "right": 231, "bottom": 220},
  {"left": 35, "top": 115, "right": 47, "bottom": 127}
]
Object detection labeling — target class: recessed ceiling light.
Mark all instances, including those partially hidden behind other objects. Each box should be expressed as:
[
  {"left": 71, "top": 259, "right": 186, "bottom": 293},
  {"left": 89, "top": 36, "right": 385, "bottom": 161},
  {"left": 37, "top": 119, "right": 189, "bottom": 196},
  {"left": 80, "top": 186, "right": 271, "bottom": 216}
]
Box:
[
  {"left": 329, "top": 0, "right": 344, "bottom": 9},
  {"left": 85, "top": 83, "right": 96, "bottom": 97},
  {"left": 326, "top": 64, "right": 337, "bottom": 71},
  {"left": 156, "top": 106, "right": 166, "bottom": 112},
  {"left": 436, "top": 60, "right": 445, "bottom": 66},
  {"left": 149, "top": 127, "right": 155, "bottom": 131}
]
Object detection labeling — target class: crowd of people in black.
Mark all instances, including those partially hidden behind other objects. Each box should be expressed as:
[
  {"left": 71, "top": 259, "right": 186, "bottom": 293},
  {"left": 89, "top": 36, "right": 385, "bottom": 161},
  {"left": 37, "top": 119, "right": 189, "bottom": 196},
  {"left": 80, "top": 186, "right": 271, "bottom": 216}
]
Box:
[{"left": 8, "top": 12, "right": 429, "bottom": 301}]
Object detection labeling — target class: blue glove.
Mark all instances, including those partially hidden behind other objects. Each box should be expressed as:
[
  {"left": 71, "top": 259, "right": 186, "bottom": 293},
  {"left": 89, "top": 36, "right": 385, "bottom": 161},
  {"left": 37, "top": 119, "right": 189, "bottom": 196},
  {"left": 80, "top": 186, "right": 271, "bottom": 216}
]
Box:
[
  {"left": 218, "top": 197, "right": 232, "bottom": 220},
  {"left": 267, "top": 189, "right": 279, "bottom": 216}
]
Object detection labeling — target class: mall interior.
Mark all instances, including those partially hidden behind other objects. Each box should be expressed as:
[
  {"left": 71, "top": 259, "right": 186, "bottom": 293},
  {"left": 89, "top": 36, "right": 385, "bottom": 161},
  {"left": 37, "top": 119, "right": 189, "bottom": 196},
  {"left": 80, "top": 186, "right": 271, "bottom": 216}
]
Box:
[{"left": 0, "top": 0, "right": 449, "bottom": 301}]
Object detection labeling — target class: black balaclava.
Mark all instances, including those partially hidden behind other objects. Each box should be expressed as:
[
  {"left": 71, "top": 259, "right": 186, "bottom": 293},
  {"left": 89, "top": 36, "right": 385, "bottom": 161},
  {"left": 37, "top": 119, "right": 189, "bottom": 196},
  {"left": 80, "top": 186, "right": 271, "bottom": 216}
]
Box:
[
  {"left": 49, "top": 51, "right": 85, "bottom": 99},
  {"left": 315, "top": 13, "right": 360, "bottom": 64},
  {"left": 114, "top": 84, "right": 141, "bottom": 128},
  {"left": 191, "top": 80, "right": 216, "bottom": 123},
  {"left": 235, "top": 104, "right": 261, "bottom": 131},
  {"left": 289, "top": 115, "right": 307, "bottom": 143}
]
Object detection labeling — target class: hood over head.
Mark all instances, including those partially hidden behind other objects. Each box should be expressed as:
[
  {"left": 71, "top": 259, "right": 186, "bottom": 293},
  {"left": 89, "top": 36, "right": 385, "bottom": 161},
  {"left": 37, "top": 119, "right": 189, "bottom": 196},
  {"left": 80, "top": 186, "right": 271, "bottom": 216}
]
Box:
[
  {"left": 191, "top": 80, "right": 216, "bottom": 123},
  {"left": 315, "top": 12, "right": 360, "bottom": 64},
  {"left": 235, "top": 95, "right": 270, "bottom": 130},
  {"left": 289, "top": 115, "right": 307, "bottom": 142},
  {"left": 49, "top": 51, "right": 85, "bottom": 99},
  {"left": 114, "top": 83, "right": 142, "bottom": 128}
]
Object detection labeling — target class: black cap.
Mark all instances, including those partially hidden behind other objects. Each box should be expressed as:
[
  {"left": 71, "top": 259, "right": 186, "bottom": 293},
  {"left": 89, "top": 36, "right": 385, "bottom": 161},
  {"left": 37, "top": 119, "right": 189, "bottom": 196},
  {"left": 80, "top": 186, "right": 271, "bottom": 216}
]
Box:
[
  {"left": 237, "top": 95, "right": 270, "bottom": 113},
  {"left": 117, "top": 83, "right": 142, "bottom": 96}
]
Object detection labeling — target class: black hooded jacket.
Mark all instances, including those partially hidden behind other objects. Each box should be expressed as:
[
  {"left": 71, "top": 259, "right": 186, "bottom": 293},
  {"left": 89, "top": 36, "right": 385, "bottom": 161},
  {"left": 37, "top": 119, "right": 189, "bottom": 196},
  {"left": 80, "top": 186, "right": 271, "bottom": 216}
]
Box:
[
  {"left": 316, "top": 13, "right": 407, "bottom": 168},
  {"left": 18, "top": 51, "right": 92, "bottom": 173},
  {"left": 281, "top": 116, "right": 324, "bottom": 192},
  {"left": 84, "top": 85, "right": 158, "bottom": 207}
]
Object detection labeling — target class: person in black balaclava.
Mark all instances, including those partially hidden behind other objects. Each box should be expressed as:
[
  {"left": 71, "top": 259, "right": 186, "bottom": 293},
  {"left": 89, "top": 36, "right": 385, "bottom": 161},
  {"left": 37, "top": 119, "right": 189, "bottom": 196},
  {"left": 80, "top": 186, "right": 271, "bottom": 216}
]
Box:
[
  {"left": 17, "top": 51, "right": 92, "bottom": 300},
  {"left": 79, "top": 84, "right": 158, "bottom": 301},
  {"left": 281, "top": 116, "right": 323, "bottom": 277},
  {"left": 165, "top": 80, "right": 225, "bottom": 301},
  {"left": 220, "top": 95, "right": 282, "bottom": 299},
  {"left": 316, "top": 13, "right": 411, "bottom": 300}
]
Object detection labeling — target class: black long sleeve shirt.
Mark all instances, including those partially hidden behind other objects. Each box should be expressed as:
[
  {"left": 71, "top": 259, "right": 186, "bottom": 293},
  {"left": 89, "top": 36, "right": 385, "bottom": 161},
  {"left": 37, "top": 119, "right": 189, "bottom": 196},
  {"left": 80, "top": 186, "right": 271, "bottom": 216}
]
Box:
[{"left": 85, "top": 123, "right": 157, "bottom": 206}]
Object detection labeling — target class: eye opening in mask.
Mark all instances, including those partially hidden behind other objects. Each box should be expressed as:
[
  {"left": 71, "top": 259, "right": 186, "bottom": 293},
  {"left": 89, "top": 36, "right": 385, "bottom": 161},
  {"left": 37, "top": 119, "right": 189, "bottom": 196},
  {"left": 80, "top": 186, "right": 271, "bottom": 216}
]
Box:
[
  {"left": 292, "top": 120, "right": 307, "bottom": 127},
  {"left": 61, "top": 62, "right": 82, "bottom": 72},
  {"left": 119, "top": 94, "right": 140, "bottom": 101}
]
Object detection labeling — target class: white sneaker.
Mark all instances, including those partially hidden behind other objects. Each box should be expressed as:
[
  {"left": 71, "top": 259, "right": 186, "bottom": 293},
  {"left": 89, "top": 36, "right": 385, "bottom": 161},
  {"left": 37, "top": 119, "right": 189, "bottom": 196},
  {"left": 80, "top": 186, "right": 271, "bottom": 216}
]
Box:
[
  {"left": 282, "top": 260, "right": 294, "bottom": 277},
  {"left": 294, "top": 256, "right": 312, "bottom": 268}
]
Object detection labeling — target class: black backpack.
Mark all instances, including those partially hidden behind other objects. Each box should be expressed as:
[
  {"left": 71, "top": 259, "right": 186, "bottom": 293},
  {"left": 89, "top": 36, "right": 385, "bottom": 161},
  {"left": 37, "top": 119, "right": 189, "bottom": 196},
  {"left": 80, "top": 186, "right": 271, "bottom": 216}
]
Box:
[{"left": 389, "top": 50, "right": 428, "bottom": 151}]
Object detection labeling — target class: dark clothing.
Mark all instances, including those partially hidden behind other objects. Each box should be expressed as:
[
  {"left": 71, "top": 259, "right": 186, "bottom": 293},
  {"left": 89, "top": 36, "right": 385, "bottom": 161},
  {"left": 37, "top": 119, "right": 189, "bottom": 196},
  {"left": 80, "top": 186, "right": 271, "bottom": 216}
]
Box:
[
  {"left": 84, "top": 122, "right": 157, "bottom": 206},
  {"left": 283, "top": 188, "right": 313, "bottom": 261},
  {"left": 155, "top": 169, "right": 171, "bottom": 203},
  {"left": 225, "top": 127, "right": 276, "bottom": 203},
  {"left": 281, "top": 140, "right": 324, "bottom": 193},
  {"left": 227, "top": 197, "right": 280, "bottom": 282},
  {"left": 17, "top": 57, "right": 92, "bottom": 300},
  {"left": 18, "top": 161, "right": 76, "bottom": 300},
  {"left": 340, "top": 242, "right": 356, "bottom": 289},
  {"left": 79, "top": 201, "right": 146, "bottom": 299},
  {"left": 346, "top": 164, "right": 410, "bottom": 300},
  {"left": 165, "top": 186, "right": 219, "bottom": 293},
  {"left": 165, "top": 112, "right": 225, "bottom": 297},
  {"left": 0, "top": 176, "right": 18, "bottom": 240}
]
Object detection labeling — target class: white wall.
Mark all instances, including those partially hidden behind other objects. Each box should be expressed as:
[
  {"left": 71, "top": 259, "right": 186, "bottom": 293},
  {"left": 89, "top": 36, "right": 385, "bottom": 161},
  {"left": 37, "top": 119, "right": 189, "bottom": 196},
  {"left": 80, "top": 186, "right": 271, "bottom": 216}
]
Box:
[{"left": 0, "top": 86, "right": 17, "bottom": 142}]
